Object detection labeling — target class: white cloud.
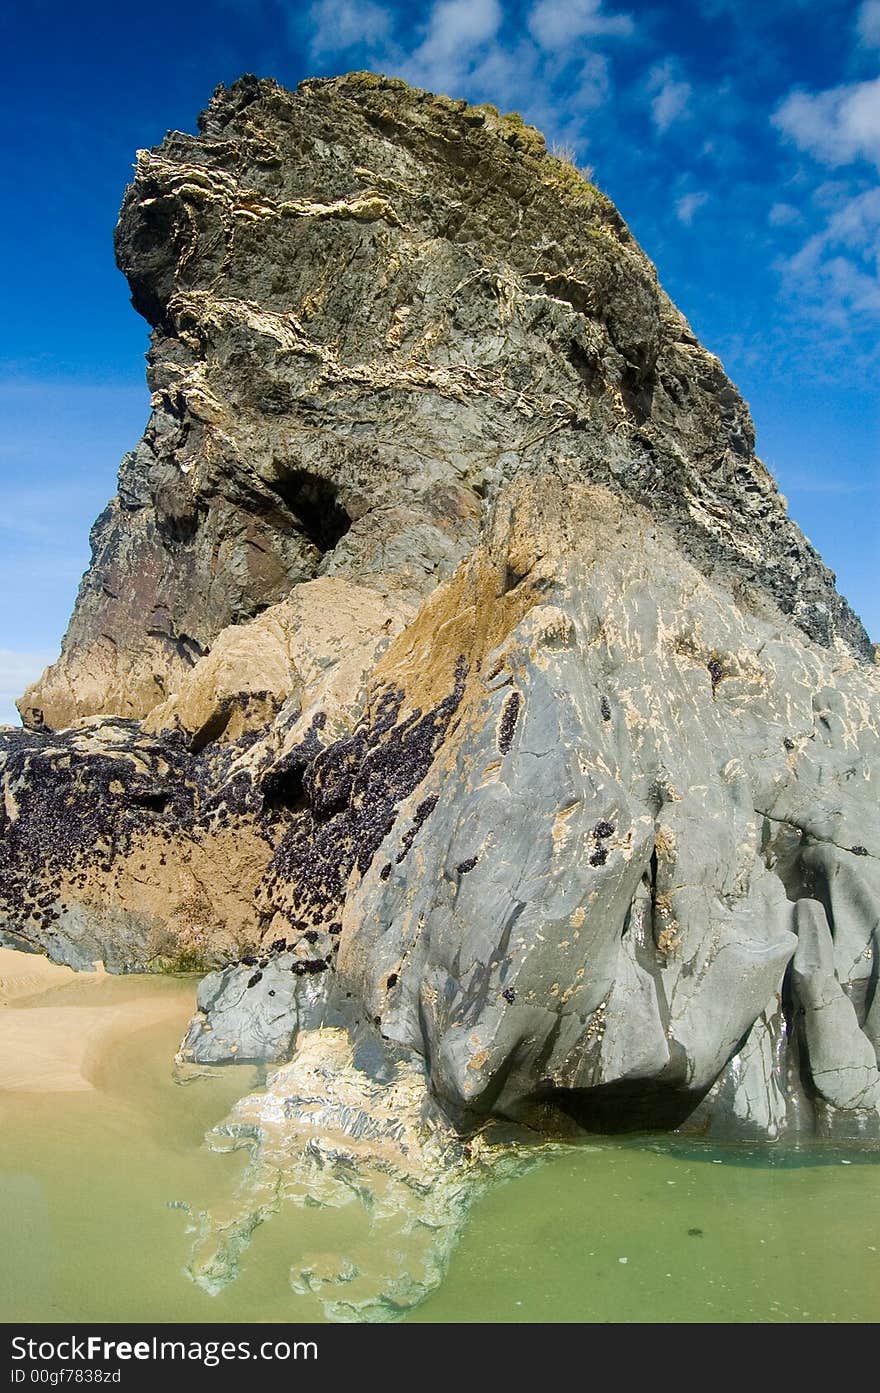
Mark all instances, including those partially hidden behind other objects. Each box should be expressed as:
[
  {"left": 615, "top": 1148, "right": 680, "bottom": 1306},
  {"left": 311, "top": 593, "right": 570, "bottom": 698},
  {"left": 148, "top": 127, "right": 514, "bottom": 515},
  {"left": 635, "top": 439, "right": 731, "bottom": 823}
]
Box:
[
  {"left": 857, "top": 0, "right": 880, "bottom": 48},
  {"left": 306, "top": 0, "right": 394, "bottom": 59},
  {"left": 575, "top": 52, "right": 612, "bottom": 110},
  {"left": 768, "top": 201, "right": 802, "bottom": 227},
  {"left": 648, "top": 63, "right": 691, "bottom": 132},
  {"left": 460, "top": 37, "right": 544, "bottom": 112},
  {"left": 404, "top": 0, "right": 502, "bottom": 89},
  {"left": 773, "top": 76, "right": 880, "bottom": 169},
  {"left": 773, "top": 73, "right": 880, "bottom": 329},
  {"left": 675, "top": 191, "right": 708, "bottom": 224},
  {"left": 823, "top": 184, "right": 880, "bottom": 251},
  {"left": 409, "top": 0, "right": 498, "bottom": 71},
  {"left": 527, "top": 0, "right": 633, "bottom": 51},
  {"left": 0, "top": 650, "right": 53, "bottom": 726}
]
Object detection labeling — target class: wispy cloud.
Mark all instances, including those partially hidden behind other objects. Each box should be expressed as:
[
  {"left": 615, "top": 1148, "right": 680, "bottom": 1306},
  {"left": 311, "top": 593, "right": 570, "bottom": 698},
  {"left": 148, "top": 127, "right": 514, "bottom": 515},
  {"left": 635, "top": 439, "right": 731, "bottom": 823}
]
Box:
[
  {"left": 419, "top": 0, "right": 502, "bottom": 54},
  {"left": 771, "top": 50, "right": 880, "bottom": 342},
  {"left": 527, "top": 0, "right": 633, "bottom": 50},
  {"left": 648, "top": 61, "right": 692, "bottom": 133},
  {"left": 675, "top": 190, "right": 708, "bottom": 224},
  {"left": 768, "top": 200, "right": 802, "bottom": 227},
  {"left": 305, "top": 0, "right": 394, "bottom": 60},
  {"left": 400, "top": 0, "right": 504, "bottom": 91},
  {"left": 573, "top": 52, "right": 613, "bottom": 111},
  {"left": 780, "top": 186, "right": 880, "bottom": 322},
  {"left": 857, "top": 0, "right": 880, "bottom": 49}
]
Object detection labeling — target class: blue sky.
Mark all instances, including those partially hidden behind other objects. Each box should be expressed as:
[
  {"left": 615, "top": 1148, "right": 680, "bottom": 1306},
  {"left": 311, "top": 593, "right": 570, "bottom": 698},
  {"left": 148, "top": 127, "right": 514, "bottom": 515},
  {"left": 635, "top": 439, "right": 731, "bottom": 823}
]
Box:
[{"left": 1, "top": 0, "right": 877, "bottom": 723}]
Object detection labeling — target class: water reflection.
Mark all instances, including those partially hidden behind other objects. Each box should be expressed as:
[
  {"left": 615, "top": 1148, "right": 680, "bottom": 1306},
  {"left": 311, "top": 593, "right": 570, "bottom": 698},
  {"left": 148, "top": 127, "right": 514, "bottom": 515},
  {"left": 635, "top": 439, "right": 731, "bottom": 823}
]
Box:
[{"left": 182, "top": 1028, "right": 545, "bottom": 1321}]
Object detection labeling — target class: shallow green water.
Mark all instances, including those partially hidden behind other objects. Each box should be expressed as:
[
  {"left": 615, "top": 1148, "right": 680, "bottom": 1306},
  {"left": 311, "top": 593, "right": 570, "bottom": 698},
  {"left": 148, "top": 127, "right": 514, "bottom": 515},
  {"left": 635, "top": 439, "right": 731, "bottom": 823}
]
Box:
[{"left": 1, "top": 973, "right": 879, "bottom": 1323}]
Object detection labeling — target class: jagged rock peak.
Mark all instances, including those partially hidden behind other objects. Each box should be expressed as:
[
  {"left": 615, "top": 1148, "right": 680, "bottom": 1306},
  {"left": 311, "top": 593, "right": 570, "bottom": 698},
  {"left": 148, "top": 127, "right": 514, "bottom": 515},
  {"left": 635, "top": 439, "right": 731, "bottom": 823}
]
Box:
[{"left": 18, "top": 69, "right": 871, "bottom": 732}]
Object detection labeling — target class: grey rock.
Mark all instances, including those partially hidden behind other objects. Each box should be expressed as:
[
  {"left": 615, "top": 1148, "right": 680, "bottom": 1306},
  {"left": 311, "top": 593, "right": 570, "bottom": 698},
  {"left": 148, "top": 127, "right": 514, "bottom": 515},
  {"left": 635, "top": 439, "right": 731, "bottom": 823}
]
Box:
[
  {"left": 330, "top": 478, "right": 878, "bottom": 1137},
  {"left": 792, "top": 898, "right": 880, "bottom": 1113},
  {"left": 3, "top": 73, "right": 878, "bottom": 1146},
  {"left": 179, "top": 955, "right": 322, "bottom": 1064}
]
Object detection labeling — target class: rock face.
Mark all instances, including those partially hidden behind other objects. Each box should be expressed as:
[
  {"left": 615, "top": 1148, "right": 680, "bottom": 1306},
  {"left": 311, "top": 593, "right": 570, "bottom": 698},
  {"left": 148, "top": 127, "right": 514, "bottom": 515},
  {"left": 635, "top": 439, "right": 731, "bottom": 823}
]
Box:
[
  {"left": 4, "top": 73, "right": 879, "bottom": 1145},
  {"left": 0, "top": 719, "right": 272, "bottom": 972},
  {"left": 333, "top": 477, "right": 879, "bottom": 1138},
  {"left": 18, "top": 72, "right": 870, "bottom": 732}
]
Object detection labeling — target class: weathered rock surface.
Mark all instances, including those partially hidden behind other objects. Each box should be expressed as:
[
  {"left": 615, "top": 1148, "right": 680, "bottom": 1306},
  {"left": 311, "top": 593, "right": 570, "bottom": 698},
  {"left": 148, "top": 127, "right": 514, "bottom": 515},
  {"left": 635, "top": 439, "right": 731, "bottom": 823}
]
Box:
[
  {"left": 19, "top": 72, "right": 869, "bottom": 731},
  {"left": 4, "top": 73, "right": 879, "bottom": 1147},
  {"left": 337, "top": 479, "right": 878, "bottom": 1137},
  {"left": 141, "top": 575, "right": 414, "bottom": 746},
  {"left": 178, "top": 955, "right": 326, "bottom": 1064},
  {"left": 0, "top": 719, "right": 273, "bottom": 971}
]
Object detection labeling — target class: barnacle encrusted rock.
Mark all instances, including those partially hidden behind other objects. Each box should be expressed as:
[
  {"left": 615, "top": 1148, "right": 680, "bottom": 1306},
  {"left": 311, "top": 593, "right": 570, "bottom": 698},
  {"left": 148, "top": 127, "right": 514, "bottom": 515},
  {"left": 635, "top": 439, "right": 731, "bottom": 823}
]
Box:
[
  {"left": 0, "top": 719, "right": 273, "bottom": 971},
  {"left": 3, "top": 73, "right": 879, "bottom": 1144}
]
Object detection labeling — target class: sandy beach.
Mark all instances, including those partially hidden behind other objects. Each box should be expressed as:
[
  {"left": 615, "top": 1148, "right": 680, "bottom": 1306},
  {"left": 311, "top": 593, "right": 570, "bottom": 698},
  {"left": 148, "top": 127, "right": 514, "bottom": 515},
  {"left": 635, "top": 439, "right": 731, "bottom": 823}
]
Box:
[
  {"left": 0, "top": 947, "right": 195, "bottom": 1094},
  {"left": 0, "top": 946, "right": 87, "bottom": 1005}
]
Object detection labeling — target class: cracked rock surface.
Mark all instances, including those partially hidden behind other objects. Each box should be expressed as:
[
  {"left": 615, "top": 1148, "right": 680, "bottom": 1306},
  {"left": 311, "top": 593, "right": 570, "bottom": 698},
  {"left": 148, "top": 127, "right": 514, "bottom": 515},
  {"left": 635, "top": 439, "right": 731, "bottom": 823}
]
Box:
[
  {"left": 3, "top": 72, "right": 879, "bottom": 1143},
  {"left": 19, "top": 72, "right": 870, "bottom": 731}
]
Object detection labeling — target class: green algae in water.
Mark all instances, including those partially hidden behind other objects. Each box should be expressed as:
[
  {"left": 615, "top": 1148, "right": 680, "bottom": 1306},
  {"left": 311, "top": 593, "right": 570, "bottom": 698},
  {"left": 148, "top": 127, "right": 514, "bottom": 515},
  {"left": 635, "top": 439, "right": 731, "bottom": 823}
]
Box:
[
  {"left": 410, "top": 1137, "right": 880, "bottom": 1323},
  {"left": 1, "top": 974, "right": 878, "bottom": 1323}
]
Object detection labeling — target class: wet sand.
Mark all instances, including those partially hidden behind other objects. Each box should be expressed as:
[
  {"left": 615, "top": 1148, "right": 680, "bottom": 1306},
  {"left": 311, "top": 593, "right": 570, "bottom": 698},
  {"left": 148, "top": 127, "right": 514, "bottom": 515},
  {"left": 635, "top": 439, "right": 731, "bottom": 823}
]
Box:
[
  {"left": 0, "top": 950, "right": 273, "bottom": 1323},
  {"left": 0, "top": 946, "right": 84, "bottom": 1004},
  {"left": 0, "top": 948, "right": 191, "bottom": 1094}
]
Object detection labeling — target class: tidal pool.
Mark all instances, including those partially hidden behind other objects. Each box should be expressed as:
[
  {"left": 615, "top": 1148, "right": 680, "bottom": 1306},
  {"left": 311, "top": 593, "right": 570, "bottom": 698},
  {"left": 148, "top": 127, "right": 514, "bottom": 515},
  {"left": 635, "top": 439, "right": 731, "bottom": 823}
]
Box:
[{"left": 1, "top": 957, "right": 878, "bottom": 1323}]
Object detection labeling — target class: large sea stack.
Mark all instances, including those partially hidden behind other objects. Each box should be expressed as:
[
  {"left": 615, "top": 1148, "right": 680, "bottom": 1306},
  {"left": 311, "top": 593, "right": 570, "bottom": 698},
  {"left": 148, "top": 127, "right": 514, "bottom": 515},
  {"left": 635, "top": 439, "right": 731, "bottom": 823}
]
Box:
[{"left": 4, "top": 73, "right": 879, "bottom": 1146}]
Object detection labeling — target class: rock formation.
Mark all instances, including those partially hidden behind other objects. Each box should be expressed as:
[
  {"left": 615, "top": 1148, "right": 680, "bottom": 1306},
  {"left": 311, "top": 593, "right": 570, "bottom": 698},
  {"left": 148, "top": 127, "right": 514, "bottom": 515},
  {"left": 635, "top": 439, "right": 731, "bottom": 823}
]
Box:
[{"left": 3, "top": 73, "right": 878, "bottom": 1156}]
